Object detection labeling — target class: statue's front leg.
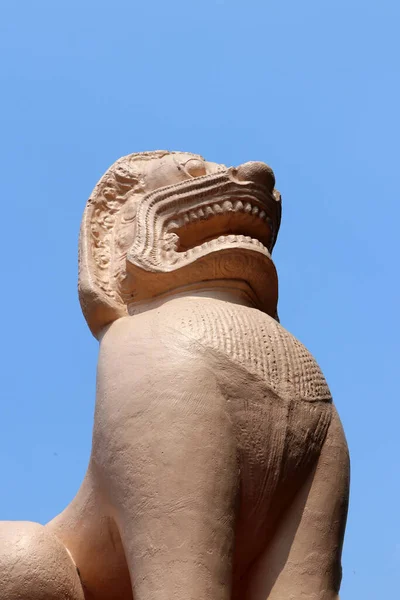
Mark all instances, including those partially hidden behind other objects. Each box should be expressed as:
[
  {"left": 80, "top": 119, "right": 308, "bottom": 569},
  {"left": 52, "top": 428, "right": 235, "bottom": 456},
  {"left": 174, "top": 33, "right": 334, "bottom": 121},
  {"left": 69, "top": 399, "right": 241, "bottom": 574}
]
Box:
[
  {"left": 0, "top": 521, "right": 84, "bottom": 600},
  {"left": 245, "top": 407, "right": 350, "bottom": 600},
  {"left": 92, "top": 318, "right": 240, "bottom": 600}
]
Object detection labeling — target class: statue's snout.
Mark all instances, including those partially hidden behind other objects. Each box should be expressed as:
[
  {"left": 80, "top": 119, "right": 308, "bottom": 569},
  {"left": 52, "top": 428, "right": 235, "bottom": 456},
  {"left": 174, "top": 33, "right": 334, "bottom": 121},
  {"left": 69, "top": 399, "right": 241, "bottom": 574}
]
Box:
[{"left": 232, "top": 161, "right": 275, "bottom": 192}]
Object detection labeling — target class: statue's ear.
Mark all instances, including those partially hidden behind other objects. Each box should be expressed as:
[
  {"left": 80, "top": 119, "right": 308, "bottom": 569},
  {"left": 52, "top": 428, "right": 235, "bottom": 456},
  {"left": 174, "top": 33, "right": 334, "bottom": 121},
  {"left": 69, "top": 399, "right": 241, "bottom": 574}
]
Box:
[{"left": 78, "top": 158, "right": 143, "bottom": 338}]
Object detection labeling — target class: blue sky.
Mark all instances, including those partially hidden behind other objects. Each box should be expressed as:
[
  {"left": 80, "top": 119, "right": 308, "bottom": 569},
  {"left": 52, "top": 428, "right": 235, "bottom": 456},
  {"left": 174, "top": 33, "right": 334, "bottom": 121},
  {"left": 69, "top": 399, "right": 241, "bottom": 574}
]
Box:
[{"left": 0, "top": 1, "right": 399, "bottom": 597}]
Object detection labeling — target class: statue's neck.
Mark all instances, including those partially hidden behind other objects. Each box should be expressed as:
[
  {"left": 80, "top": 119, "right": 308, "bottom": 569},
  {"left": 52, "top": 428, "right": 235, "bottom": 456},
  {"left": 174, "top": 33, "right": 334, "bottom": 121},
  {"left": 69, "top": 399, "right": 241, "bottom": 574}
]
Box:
[{"left": 127, "top": 280, "right": 257, "bottom": 316}]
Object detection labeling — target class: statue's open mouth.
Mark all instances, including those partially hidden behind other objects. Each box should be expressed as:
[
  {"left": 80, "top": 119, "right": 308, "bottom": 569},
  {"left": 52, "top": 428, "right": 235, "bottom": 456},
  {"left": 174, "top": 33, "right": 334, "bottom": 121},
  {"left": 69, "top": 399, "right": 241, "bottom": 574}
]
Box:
[
  {"left": 163, "top": 196, "right": 274, "bottom": 258},
  {"left": 123, "top": 168, "right": 280, "bottom": 317},
  {"left": 127, "top": 170, "right": 280, "bottom": 274}
]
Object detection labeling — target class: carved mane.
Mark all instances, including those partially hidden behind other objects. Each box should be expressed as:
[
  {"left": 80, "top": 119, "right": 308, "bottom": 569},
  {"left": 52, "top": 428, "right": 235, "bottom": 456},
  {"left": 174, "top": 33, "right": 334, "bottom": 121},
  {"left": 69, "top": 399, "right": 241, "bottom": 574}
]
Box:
[{"left": 78, "top": 150, "right": 201, "bottom": 337}]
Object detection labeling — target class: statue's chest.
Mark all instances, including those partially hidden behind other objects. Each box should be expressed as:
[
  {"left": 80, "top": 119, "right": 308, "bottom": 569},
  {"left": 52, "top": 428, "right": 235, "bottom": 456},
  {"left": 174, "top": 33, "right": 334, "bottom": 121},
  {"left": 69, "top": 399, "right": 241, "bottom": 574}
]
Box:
[
  {"left": 159, "top": 299, "right": 333, "bottom": 554},
  {"left": 172, "top": 299, "right": 332, "bottom": 404}
]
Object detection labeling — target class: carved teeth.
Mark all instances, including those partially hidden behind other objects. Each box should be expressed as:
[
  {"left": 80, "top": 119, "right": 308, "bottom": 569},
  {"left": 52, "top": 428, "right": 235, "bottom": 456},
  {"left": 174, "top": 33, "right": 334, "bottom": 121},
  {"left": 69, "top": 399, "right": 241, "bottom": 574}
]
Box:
[
  {"left": 222, "top": 200, "right": 233, "bottom": 211},
  {"left": 162, "top": 200, "right": 274, "bottom": 257},
  {"left": 205, "top": 206, "right": 214, "bottom": 217},
  {"left": 166, "top": 203, "right": 273, "bottom": 228},
  {"left": 167, "top": 220, "right": 179, "bottom": 231}
]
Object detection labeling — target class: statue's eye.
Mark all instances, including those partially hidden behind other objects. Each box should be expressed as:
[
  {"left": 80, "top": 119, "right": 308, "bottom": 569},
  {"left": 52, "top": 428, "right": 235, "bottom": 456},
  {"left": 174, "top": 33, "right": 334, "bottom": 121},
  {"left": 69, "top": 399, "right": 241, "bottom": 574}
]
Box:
[{"left": 184, "top": 159, "right": 207, "bottom": 178}]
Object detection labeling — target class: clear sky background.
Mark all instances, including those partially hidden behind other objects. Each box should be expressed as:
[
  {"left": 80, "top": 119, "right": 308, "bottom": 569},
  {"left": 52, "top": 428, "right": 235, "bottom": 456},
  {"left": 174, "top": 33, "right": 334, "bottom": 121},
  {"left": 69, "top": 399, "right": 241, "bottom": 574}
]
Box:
[{"left": 0, "top": 1, "right": 399, "bottom": 598}]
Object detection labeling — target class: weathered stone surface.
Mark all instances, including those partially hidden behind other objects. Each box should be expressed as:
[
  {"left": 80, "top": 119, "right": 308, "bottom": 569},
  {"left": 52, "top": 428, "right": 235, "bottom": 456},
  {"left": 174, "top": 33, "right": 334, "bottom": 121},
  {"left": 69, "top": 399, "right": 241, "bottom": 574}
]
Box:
[{"left": 0, "top": 151, "right": 349, "bottom": 600}]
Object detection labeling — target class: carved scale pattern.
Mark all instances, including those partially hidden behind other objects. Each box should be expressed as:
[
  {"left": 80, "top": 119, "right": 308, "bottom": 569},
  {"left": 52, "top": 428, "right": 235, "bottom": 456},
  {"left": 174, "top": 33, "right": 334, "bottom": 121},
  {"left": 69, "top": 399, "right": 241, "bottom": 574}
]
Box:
[{"left": 174, "top": 300, "right": 331, "bottom": 403}]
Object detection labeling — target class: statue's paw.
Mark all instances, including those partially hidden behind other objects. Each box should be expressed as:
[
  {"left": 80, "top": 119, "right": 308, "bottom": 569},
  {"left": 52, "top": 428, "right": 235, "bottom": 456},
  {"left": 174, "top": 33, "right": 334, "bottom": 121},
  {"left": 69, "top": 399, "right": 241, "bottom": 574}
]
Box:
[{"left": 0, "top": 521, "right": 84, "bottom": 600}]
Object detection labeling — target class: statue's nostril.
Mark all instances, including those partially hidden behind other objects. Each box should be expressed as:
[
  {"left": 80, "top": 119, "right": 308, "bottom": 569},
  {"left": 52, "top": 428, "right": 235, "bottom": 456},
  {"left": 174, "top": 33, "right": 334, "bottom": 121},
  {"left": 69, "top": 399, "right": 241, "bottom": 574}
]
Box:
[{"left": 234, "top": 161, "right": 275, "bottom": 192}]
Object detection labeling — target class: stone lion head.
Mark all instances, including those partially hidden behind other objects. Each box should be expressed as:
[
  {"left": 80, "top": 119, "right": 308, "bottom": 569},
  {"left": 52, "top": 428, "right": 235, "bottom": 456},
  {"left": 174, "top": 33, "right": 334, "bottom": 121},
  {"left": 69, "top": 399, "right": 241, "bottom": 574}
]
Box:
[{"left": 79, "top": 150, "right": 282, "bottom": 337}]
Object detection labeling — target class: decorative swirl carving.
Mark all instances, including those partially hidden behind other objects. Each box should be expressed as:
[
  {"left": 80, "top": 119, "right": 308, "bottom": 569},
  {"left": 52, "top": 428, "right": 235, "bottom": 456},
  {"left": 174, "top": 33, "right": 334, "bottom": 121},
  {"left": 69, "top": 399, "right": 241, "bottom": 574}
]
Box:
[{"left": 79, "top": 151, "right": 202, "bottom": 336}]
